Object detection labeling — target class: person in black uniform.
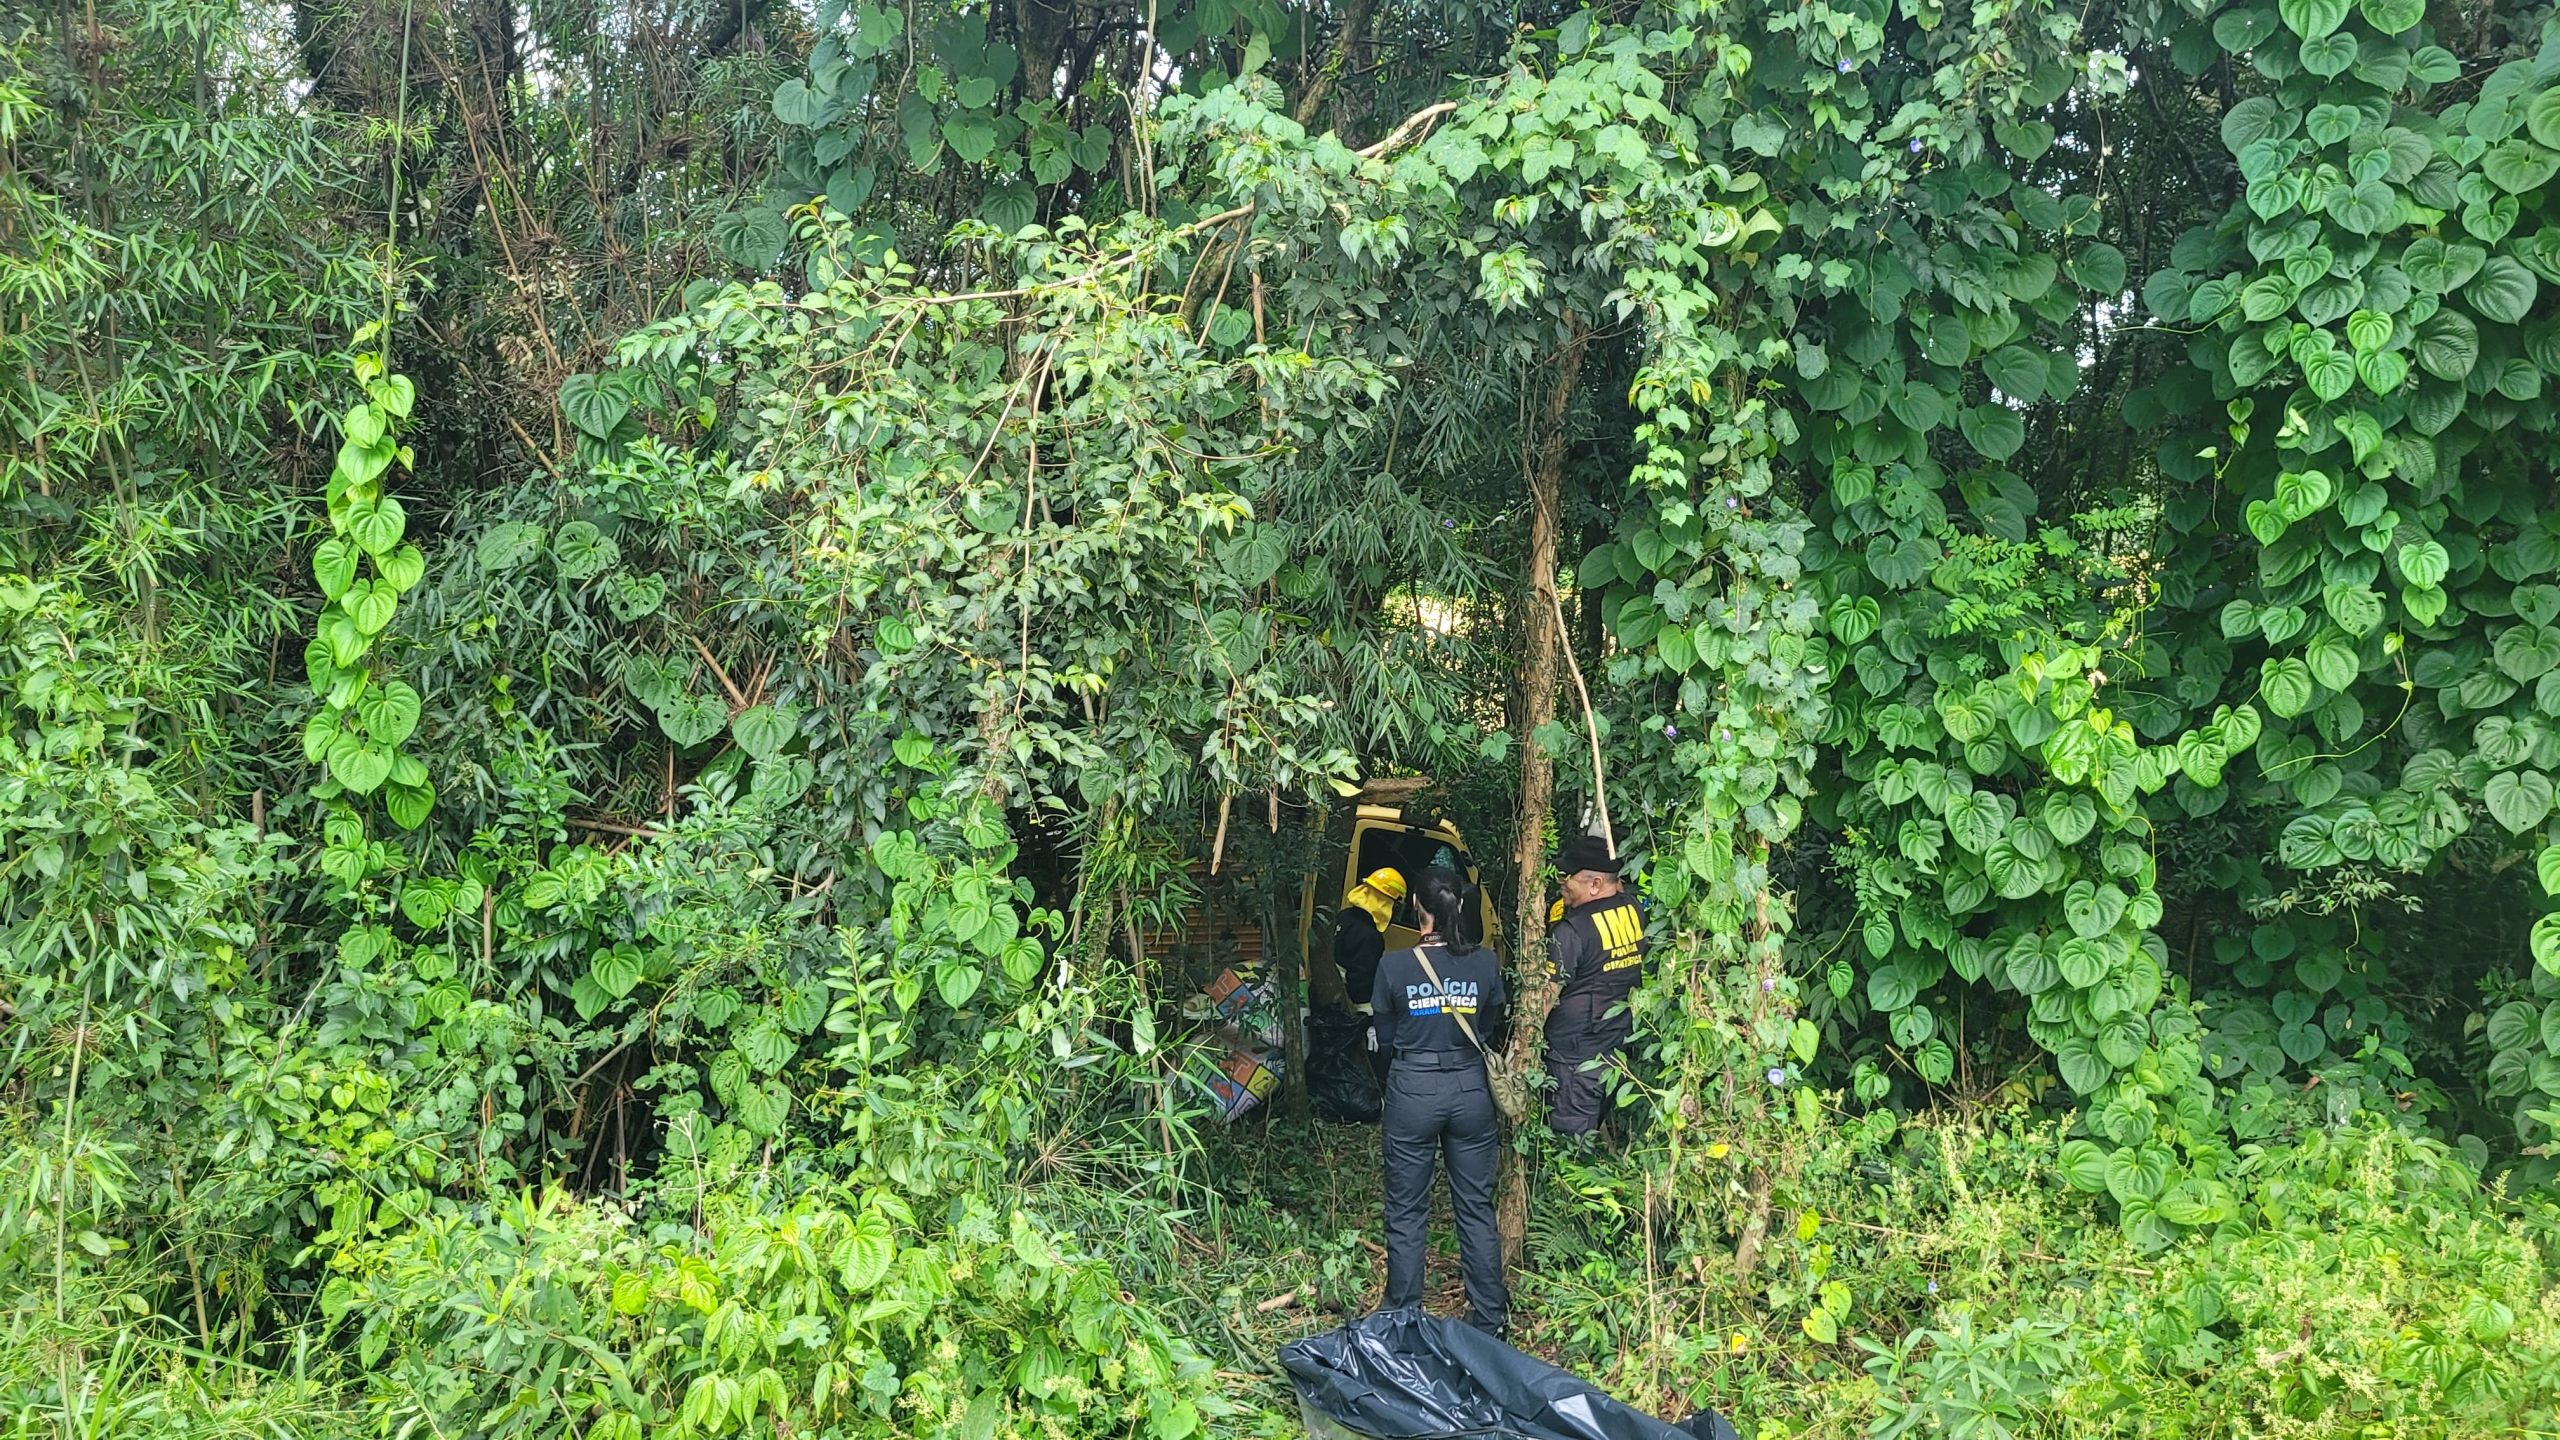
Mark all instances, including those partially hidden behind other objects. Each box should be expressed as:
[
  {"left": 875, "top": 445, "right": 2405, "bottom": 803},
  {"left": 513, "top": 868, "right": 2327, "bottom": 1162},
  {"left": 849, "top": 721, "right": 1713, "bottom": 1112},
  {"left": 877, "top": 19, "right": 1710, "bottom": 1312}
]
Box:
[
  {"left": 1333, "top": 868, "right": 1403, "bottom": 1014},
  {"left": 1370, "top": 866, "right": 1508, "bottom": 1337},
  {"left": 1544, "top": 834, "right": 1646, "bottom": 1137}
]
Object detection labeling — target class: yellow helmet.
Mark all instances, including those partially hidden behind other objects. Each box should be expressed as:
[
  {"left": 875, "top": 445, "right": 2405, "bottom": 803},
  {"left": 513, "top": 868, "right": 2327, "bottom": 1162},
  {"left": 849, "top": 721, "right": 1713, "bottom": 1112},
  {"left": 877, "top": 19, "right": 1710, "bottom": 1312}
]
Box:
[{"left": 1346, "top": 868, "right": 1404, "bottom": 928}]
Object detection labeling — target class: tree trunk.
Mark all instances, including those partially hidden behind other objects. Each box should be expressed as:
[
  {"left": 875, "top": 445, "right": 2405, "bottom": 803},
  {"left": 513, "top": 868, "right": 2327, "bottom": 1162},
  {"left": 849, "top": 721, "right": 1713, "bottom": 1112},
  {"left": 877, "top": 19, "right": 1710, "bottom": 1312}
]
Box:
[
  {"left": 1265, "top": 820, "right": 1313, "bottom": 1120},
  {"left": 1290, "top": 0, "right": 1375, "bottom": 128},
  {"left": 1496, "top": 318, "right": 1587, "bottom": 1273},
  {"left": 1014, "top": 0, "right": 1078, "bottom": 103}
]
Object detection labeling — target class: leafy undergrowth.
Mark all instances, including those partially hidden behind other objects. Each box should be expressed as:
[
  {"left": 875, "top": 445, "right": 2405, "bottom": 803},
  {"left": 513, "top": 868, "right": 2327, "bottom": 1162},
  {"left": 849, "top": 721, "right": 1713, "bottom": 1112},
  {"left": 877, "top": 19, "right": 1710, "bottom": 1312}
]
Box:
[
  {"left": 1005, "top": 1104, "right": 2560, "bottom": 1439},
  {"left": 1520, "top": 1110, "right": 2560, "bottom": 1440},
  {"left": 6, "top": 1107, "right": 2558, "bottom": 1438}
]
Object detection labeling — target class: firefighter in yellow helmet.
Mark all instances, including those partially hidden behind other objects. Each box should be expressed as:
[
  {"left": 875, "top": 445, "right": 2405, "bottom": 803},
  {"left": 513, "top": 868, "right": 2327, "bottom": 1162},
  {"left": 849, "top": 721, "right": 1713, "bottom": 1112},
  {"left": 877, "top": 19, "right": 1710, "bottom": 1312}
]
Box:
[{"left": 1336, "top": 868, "right": 1405, "bottom": 1010}]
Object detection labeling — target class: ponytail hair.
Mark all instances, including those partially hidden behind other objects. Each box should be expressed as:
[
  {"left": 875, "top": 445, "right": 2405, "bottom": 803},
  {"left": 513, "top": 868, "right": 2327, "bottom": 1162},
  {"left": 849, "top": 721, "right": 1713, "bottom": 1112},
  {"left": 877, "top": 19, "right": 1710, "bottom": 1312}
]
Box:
[{"left": 1414, "top": 868, "right": 1484, "bottom": 951}]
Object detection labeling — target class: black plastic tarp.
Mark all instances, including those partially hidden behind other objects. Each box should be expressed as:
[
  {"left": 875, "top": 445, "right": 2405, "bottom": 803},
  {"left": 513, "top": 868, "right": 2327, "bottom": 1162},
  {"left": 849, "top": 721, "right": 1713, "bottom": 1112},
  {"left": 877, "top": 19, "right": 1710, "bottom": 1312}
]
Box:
[{"left": 1282, "top": 1309, "right": 1741, "bottom": 1440}]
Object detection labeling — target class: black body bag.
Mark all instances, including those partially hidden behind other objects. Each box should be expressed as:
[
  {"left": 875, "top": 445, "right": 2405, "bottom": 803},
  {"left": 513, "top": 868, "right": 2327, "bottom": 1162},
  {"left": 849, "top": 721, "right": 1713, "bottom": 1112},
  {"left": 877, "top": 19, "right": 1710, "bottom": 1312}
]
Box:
[{"left": 1282, "top": 1309, "right": 1741, "bottom": 1440}]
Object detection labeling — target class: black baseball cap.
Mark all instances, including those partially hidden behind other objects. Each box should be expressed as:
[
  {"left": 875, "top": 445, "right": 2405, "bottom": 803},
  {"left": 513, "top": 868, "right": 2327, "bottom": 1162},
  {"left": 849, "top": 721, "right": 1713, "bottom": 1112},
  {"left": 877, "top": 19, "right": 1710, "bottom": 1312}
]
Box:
[{"left": 1552, "top": 834, "right": 1622, "bottom": 875}]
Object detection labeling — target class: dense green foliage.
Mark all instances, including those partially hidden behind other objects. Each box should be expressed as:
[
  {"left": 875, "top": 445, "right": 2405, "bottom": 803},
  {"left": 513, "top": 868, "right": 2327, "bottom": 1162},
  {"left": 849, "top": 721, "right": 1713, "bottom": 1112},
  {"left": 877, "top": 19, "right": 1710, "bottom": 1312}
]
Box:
[{"left": 9, "top": 0, "right": 2560, "bottom": 1434}]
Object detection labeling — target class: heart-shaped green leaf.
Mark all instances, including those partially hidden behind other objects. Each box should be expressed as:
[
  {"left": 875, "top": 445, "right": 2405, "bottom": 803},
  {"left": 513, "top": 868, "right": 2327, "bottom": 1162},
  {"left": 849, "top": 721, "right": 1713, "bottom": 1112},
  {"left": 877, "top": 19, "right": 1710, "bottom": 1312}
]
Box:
[
  {"left": 2065, "top": 880, "right": 2130, "bottom": 939},
  {"left": 2263, "top": 656, "right": 2317, "bottom": 716},
  {"left": 2356, "top": 349, "right": 2408, "bottom": 395},
  {"left": 2485, "top": 769, "right": 2556, "bottom": 834},
  {"left": 2274, "top": 468, "right": 2333, "bottom": 520},
  {"left": 2518, "top": 86, "right": 2560, "bottom": 151},
  {"left": 1983, "top": 345, "right": 2049, "bottom": 401},
  {"left": 2301, "top": 346, "right": 2356, "bottom": 400},
  {"left": 2240, "top": 275, "right": 2295, "bottom": 322},
  {"left": 348, "top": 579, "right": 398, "bottom": 635},
  {"left": 347, "top": 497, "right": 408, "bottom": 556},
  {"left": 731, "top": 703, "right": 796, "bottom": 760},
  {"left": 385, "top": 778, "right": 435, "bottom": 830},
  {"left": 2325, "top": 180, "right": 2398, "bottom": 235},
  {"left": 558, "top": 373, "right": 630, "bottom": 439},
  {"left": 1958, "top": 403, "right": 2025, "bottom": 460},
  {"left": 2467, "top": 256, "right": 2540, "bottom": 324},
  {"left": 2403, "top": 584, "right": 2448, "bottom": 626},
  {"left": 2223, "top": 96, "right": 2294, "bottom": 154},
  {"left": 358, "top": 678, "right": 423, "bottom": 746},
  {"left": 378, "top": 543, "right": 426, "bottom": 592},
  {"left": 777, "top": 75, "right": 836, "bottom": 127},
  {"left": 2216, "top": 702, "right": 2264, "bottom": 754},
  {"left": 371, "top": 373, "right": 415, "bottom": 419},
  {"left": 732, "top": 1081, "right": 789, "bottom": 1136},
  {"left": 552, "top": 520, "right": 620, "bottom": 582},
  {"left": 2052, "top": 936, "right": 2107, "bottom": 991},
  {"left": 2043, "top": 790, "right": 2098, "bottom": 846},
  {"left": 2483, "top": 140, "right": 2560, "bottom": 195},
  {"left": 476, "top": 520, "right": 547, "bottom": 571},
  {"left": 622, "top": 654, "right": 683, "bottom": 709},
  {"left": 2298, "top": 31, "right": 2357, "bottom": 77},
  {"left": 605, "top": 572, "right": 666, "bottom": 621},
  {"left": 2402, "top": 237, "right": 2486, "bottom": 293},
  {"left": 2495, "top": 623, "right": 2560, "bottom": 680},
  {"left": 657, "top": 692, "right": 727, "bottom": 747},
  {"left": 329, "top": 734, "right": 395, "bottom": 794},
  {"left": 943, "top": 112, "right": 998, "bottom": 164},
  {"left": 2303, "top": 103, "right": 2358, "bottom": 146},
  {"left": 322, "top": 609, "right": 370, "bottom": 666},
  {"left": 2416, "top": 310, "right": 2480, "bottom": 380},
  {"left": 936, "top": 960, "right": 983, "bottom": 1009},
  {"left": 2323, "top": 582, "right": 2384, "bottom": 636},
  {"left": 2279, "top": 0, "right": 2348, "bottom": 37},
  {"left": 591, "top": 945, "right": 644, "bottom": 999},
  {"left": 344, "top": 402, "right": 386, "bottom": 449},
  {"left": 313, "top": 537, "right": 358, "bottom": 600},
  {"left": 2396, "top": 538, "right": 2450, "bottom": 588},
  {"left": 715, "top": 208, "right": 790, "bottom": 269},
  {"left": 2308, "top": 631, "right": 2362, "bottom": 690},
  {"left": 335, "top": 434, "right": 392, "bottom": 491}
]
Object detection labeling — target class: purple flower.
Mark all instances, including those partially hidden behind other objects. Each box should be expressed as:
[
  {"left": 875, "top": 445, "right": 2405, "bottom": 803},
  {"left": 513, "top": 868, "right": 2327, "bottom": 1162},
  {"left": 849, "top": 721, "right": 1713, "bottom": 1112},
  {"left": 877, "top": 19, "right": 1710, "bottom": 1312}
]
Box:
[
  {"left": 1664, "top": 724, "right": 1679, "bottom": 738},
  {"left": 1443, "top": 519, "right": 1456, "bottom": 529},
  {"left": 1725, "top": 496, "right": 1740, "bottom": 508},
  {"left": 1766, "top": 1066, "right": 1787, "bottom": 1086},
  {"left": 1927, "top": 1279, "right": 1938, "bottom": 1294},
  {"left": 1761, "top": 977, "right": 1776, "bottom": 993},
  {"left": 1836, "top": 59, "right": 1853, "bottom": 73},
  {"left": 1909, "top": 140, "right": 1924, "bottom": 153}
]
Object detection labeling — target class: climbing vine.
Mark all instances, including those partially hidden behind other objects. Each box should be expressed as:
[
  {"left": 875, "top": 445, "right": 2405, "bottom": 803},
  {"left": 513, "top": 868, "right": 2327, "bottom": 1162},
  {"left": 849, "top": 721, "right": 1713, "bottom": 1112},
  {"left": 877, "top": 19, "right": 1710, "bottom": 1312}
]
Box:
[
  {"left": 2133, "top": 0, "right": 2560, "bottom": 1154},
  {"left": 304, "top": 325, "right": 434, "bottom": 834}
]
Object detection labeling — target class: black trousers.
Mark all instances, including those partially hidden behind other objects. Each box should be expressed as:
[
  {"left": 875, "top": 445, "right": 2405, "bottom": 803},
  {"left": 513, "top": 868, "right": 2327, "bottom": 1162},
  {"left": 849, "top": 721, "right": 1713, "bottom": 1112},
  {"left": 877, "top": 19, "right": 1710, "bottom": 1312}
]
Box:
[
  {"left": 1380, "top": 1053, "right": 1506, "bottom": 1334},
  {"left": 1545, "top": 991, "right": 1632, "bottom": 1136}
]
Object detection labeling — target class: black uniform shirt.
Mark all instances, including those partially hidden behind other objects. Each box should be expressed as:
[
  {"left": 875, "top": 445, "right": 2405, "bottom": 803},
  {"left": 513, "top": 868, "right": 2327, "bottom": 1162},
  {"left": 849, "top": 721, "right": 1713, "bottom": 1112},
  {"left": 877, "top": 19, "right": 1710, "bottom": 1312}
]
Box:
[
  {"left": 1549, "top": 892, "right": 1646, "bottom": 1003},
  {"left": 1371, "top": 942, "right": 1506, "bottom": 1067},
  {"left": 1334, "top": 909, "right": 1386, "bottom": 1008}
]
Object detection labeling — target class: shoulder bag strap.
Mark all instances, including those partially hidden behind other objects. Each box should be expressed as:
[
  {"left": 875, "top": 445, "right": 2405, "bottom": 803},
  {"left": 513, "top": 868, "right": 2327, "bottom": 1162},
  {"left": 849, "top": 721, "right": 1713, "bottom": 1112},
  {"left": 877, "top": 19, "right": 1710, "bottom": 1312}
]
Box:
[{"left": 1411, "top": 946, "right": 1486, "bottom": 1054}]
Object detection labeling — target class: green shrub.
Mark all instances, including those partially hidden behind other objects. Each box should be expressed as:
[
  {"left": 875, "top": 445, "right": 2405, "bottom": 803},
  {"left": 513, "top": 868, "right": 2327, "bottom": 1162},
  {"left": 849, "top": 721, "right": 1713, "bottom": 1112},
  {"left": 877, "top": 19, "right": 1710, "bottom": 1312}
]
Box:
[
  {"left": 1524, "top": 1112, "right": 2560, "bottom": 1440},
  {"left": 328, "top": 1180, "right": 1226, "bottom": 1440}
]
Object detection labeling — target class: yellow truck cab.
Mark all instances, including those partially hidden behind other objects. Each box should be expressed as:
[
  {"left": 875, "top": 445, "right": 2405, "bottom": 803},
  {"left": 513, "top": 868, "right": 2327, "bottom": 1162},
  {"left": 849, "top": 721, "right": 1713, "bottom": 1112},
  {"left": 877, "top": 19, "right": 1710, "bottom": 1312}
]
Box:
[
  {"left": 1301, "top": 777, "right": 1502, "bottom": 1010},
  {"left": 1144, "top": 776, "right": 1501, "bottom": 1120},
  {"left": 1138, "top": 776, "right": 1502, "bottom": 1008}
]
